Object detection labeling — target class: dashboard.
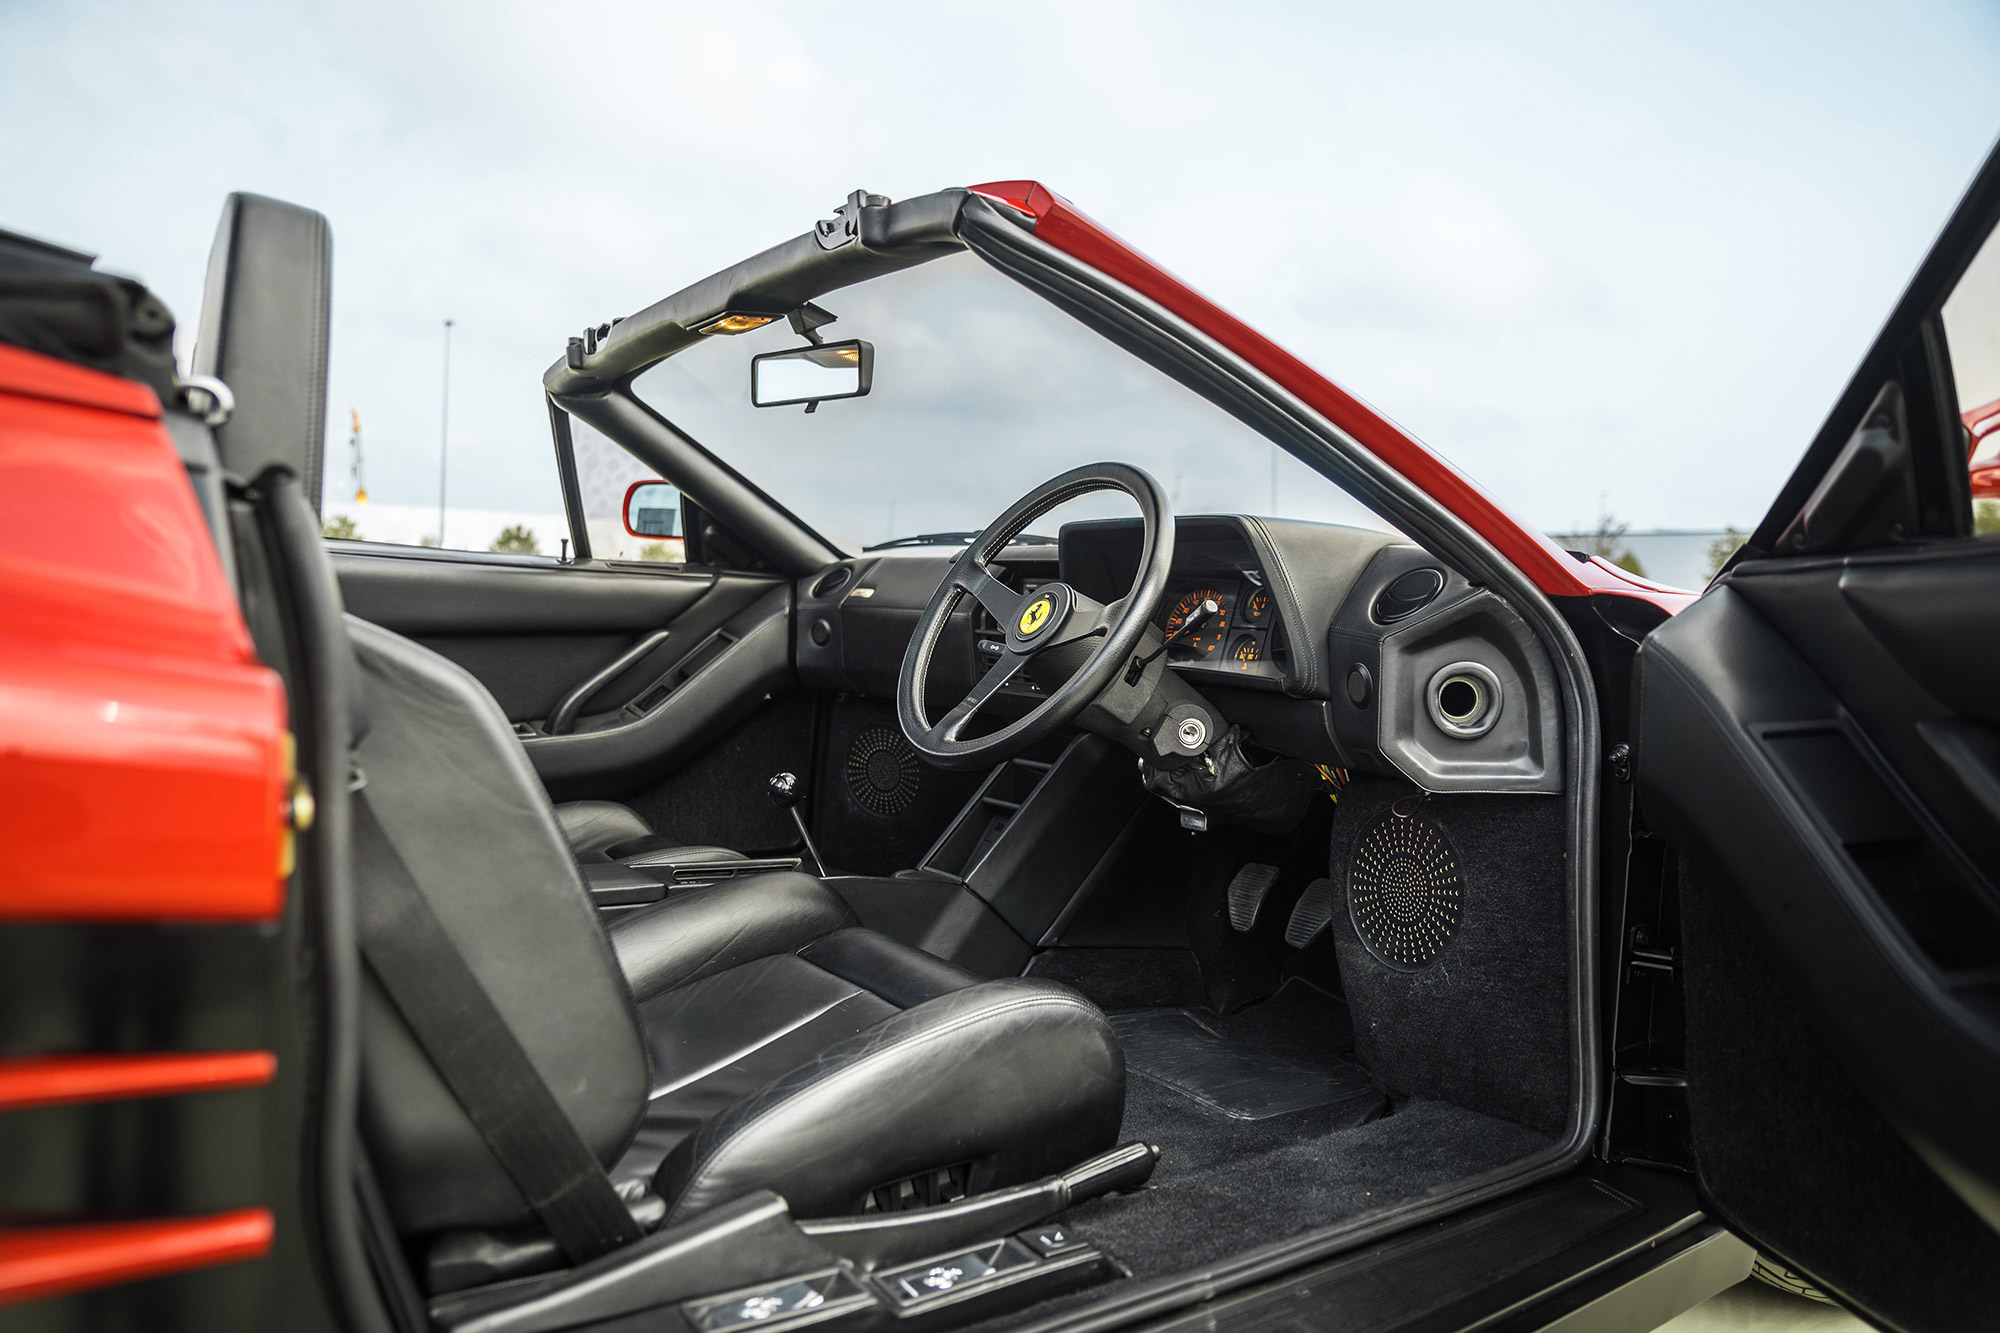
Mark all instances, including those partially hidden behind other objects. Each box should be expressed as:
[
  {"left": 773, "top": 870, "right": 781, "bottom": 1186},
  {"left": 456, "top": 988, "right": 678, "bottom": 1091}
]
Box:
[{"left": 792, "top": 512, "right": 1563, "bottom": 794}]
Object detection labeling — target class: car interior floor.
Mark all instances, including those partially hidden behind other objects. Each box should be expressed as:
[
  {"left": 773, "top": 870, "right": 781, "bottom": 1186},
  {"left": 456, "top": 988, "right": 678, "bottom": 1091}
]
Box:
[{"left": 1006, "top": 772, "right": 1574, "bottom": 1292}]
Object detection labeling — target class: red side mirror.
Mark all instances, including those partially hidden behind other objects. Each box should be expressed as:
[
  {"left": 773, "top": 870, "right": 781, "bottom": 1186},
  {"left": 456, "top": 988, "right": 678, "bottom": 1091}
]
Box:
[{"left": 623, "top": 480, "right": 685, "bottom": 545}]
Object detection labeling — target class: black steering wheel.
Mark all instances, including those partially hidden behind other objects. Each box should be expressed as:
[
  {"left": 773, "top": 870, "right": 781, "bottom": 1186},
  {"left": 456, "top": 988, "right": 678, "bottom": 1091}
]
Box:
[{"left": 896, "top": 463, "right": 1175, "bottom": 770}]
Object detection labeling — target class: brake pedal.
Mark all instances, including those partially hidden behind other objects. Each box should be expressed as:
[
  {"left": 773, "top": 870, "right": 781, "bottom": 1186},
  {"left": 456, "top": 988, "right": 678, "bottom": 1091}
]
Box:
[
  {"left": 1226, "top": 863, "right": 1280, "bottom": 932},
  {"left": 1284, "top": 877, "right": 1337, "bottom": 949}
]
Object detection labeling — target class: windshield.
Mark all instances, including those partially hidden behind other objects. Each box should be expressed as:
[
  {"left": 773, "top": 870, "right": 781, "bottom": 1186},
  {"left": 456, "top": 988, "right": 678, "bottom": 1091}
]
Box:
[{"left": 630, "top": 252, "right": 1388, "bottom": 554}]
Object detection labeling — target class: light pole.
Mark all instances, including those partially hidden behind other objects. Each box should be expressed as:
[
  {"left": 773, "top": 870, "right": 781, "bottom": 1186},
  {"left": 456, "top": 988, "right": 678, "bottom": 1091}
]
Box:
[{"left": 439, "top": 318, "right": 455, "bottom": 547}]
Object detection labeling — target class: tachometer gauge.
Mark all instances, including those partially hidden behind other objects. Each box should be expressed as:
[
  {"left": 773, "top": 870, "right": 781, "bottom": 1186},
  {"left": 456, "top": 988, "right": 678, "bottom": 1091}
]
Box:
[
  {"left": 1241, "top": 587, "right": 1273, "bottom": 627},
  {"left": 1163, "top": 588, "right": 1228, "bottom": 656},
  {"left": 1228, "top": 634, "right": 1262, "bottom": 671}
]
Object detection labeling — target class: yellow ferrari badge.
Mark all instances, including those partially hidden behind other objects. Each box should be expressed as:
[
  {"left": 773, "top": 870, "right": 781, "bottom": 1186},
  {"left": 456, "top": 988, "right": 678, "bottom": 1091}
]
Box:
[{"left": 1019, "top": 596, "right": 1053, "bottom": 635}]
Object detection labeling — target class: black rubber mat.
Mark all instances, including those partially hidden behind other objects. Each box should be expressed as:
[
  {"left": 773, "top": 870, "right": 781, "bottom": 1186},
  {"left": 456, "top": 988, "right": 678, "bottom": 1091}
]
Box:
[{"left": 1109, "top": 1009, "right": 1384, "bottom": 1121}]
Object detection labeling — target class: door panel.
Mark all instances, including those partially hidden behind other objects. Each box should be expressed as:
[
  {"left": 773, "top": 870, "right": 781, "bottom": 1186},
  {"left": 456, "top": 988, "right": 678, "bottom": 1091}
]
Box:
[
  {"left": 1676, "top": 851, "right": 2000, "bottom": 1332},
  {"left": 520, "top": 587, "right": 793, "bottom": 794},
  {"left": 332, "top": 548, "right": 795, "bottom": 801},
  {"left": 334, "top": 548, "right": 718, "bottom": 634},
  {"left": 1636, "top": 556, "right": 2000, "bottom": 1326}
]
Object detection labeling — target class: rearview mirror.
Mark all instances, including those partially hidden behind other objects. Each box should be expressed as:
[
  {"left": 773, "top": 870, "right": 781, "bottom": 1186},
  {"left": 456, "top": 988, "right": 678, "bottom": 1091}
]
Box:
[
  {"left": 623, "top": 480, "right": 684, "bottom": 543},
  {"left": 752, "top": 340, "right": 873, "bottom": 410}
]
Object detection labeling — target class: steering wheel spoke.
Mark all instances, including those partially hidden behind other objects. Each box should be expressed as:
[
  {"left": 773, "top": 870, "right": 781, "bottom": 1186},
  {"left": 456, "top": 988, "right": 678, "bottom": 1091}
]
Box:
[
  {"left": 1044, "top": 591, "right": 1121, "bottom": 649},
  {"left": 932, "top": 651, "right": 1028, "bottom": 743},
  {"left": 954, "top": 563, "right": 1024, "bottom": 627}
]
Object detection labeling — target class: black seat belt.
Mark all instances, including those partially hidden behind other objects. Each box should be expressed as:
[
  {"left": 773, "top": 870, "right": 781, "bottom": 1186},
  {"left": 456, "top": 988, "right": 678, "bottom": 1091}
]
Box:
[{"left": 351, "top": 793, "right": 644, "bottom": 1263}]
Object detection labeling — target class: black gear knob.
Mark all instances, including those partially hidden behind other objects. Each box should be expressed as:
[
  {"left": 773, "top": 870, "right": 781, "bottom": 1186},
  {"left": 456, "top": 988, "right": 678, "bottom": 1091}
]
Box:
[{"left": 766, "top": 772, "right": 826, "bottom": 876}]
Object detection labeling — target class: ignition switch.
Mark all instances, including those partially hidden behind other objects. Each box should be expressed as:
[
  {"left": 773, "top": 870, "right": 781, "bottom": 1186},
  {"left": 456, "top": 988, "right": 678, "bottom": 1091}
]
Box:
[{"left": 1155, "top": 701, "right": 1216, "bottom": 761}]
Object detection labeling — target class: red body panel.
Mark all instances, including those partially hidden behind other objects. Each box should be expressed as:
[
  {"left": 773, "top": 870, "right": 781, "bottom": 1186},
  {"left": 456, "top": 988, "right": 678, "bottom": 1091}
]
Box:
[
  {"left": 0, "top": 344, "right": 289, "bottom": 922},
  {"left": 0, "top": 341, "right": 163, "bottom": 420},
  {"left": 0, "top": 1209, "right": 274, "bottom": 1306},
  {"left": 1966, "top": 396, "right": 2000, "bottom": 499},
  {"left": 0, "top": 1052, "right": 276, "bottom": 1111},
  {"left": 970, "top": 181, "right": 1696, "bottom": 613}
]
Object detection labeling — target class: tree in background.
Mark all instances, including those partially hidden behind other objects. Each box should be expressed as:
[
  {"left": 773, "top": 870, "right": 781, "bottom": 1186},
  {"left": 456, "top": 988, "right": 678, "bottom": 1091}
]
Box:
[
  {"left": 1704, "top": 527, "right": 1747, "bottom": 579},
  {"left": 1978, "top": 500, "right": 2000, "bottom": 536},
  {"left": 322, "top": 513, "right": 359, "bottom": 540},
  {"left": 1577, "top": 510, "right": 1645, "bottom": 577},
  {"left": 490, "top": 524, "right": 540, "bottom": 555}
]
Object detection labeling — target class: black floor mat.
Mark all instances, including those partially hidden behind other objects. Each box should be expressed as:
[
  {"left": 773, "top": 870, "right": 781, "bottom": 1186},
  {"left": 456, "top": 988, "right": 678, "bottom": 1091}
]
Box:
[
  {"left": 946, "top": 957, "right": 1560, "bottom": 1333},
  {"left": 1110, "top": 1009, "right": 1383, "bottom": 1121}
]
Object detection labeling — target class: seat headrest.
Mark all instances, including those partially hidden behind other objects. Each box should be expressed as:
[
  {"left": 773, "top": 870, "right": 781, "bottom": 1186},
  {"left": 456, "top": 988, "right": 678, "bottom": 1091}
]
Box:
[{"left": 193, "top": 194, "right": 333, "bottom": 508}]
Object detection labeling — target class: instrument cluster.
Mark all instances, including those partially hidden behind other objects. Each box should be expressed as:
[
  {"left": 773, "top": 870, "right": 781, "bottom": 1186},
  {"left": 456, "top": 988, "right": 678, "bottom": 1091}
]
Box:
[{"left": 1158, "top": 577, "right": 1283, "bottom": 679}]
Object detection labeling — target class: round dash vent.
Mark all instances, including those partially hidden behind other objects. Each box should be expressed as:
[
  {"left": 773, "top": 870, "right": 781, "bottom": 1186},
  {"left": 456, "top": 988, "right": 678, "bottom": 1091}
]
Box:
[
  {"left": 845, "top": 726, "right": 922, "bottom": 816},
  {"left": 1347, "top": 809, "right": 1462, "bottom": 969},
  {"left": 813, "top": 565, "right": 854, "bottom": 598}
]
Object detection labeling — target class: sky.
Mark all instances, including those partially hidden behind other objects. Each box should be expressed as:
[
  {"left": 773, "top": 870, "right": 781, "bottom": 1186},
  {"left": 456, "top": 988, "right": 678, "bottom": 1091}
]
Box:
[{"left": 4, "top": 0, "right": 1998, "bottom": 537}]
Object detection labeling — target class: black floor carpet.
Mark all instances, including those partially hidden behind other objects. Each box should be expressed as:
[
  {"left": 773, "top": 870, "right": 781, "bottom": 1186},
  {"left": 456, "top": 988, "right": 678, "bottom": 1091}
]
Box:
[
  {"left": 1068, "top": 1091, "right": 1553, "bottom": 1279},
  {"left": 1110, "top": 1009, "right": 1381, "bottom": 1121},
  {"left": 1028, "top": 973, "right": 1553, "bottom": 1285}
]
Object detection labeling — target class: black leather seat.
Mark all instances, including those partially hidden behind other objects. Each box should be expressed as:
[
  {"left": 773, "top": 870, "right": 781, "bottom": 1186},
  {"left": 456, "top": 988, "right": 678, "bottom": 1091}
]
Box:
[
  {"left": 553, "top": 799, "right": 700, "bottom": 862},
  {"left": 346, "top": 616, "right": 1126, "bottom": 1258}
]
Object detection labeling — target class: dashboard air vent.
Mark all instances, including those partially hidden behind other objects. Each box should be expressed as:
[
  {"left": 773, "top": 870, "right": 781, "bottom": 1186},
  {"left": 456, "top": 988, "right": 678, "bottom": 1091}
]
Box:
[
  {"left": 813, "top": 565, "right": 853, "bottom": 598},
  {"left": 1373, "top": 568, "right": 1445, "bottom": 623}
]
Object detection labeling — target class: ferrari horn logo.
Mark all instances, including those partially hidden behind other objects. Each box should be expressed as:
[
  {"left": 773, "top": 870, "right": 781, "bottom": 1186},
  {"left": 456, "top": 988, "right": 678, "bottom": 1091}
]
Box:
[{"left": 1019, "top": 597, "right": 1054, "bottom": 636}]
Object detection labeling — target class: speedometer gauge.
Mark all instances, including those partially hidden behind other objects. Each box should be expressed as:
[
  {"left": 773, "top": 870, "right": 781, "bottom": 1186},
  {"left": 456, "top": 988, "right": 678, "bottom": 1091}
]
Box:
[{"left": 1163, "top": 588, "right": 1228, "bottom": 656}]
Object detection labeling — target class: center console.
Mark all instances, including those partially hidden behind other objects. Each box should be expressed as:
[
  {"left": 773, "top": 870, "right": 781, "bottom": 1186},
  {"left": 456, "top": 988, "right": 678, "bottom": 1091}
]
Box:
[{"left": 825, "top": 734, "right": 1147, "bottom": 977}]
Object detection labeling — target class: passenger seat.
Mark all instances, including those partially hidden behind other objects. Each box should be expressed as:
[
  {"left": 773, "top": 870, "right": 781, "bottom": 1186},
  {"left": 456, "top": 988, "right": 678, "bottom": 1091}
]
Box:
[
  {"left": 552, "top": 799, "right": 723, "bottom": 863},
  {"left": 554, "top": 800, "right": 756, "bottom": 871}
]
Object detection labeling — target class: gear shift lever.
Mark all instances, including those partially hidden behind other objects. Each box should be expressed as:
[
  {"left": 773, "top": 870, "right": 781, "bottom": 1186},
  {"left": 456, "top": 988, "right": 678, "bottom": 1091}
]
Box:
[{"left": 767, "top": 772, "right": 828, "bottom": 877}]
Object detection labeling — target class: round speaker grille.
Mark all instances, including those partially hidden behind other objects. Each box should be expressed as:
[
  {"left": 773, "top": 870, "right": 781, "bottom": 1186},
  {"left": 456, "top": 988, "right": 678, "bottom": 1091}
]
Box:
[
  {"left": 1347, "top": 810, "right": 1461, "bottom": 969},
  {"left": 846, "top": 727, "right": 922, "bottom": 816}
]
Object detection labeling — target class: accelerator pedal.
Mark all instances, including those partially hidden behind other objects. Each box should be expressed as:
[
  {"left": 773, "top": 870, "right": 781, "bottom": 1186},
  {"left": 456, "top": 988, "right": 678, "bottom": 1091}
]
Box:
[
  {"left": 1284, "top": 877, "right": 1337, "bottom": 949},
  {"left": 1226, "top": 863, "right": 1281, "bottom": 933}
]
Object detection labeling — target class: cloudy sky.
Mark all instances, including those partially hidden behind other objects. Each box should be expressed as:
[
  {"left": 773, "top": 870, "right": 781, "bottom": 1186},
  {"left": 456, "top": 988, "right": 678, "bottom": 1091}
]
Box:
[{"left": 5, "top": 0, "right": 1998, "bottom": 537}]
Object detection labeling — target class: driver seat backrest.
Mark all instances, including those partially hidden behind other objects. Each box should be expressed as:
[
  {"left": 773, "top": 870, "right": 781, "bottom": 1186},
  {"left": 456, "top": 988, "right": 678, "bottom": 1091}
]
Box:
[{"left": 348, "top": 615, "right": 651, "bottom": 1235}]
